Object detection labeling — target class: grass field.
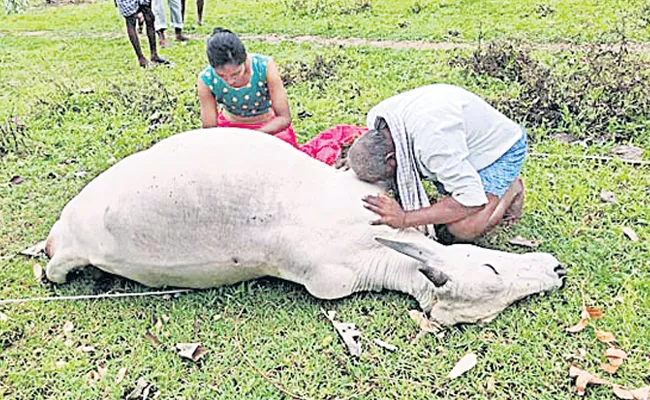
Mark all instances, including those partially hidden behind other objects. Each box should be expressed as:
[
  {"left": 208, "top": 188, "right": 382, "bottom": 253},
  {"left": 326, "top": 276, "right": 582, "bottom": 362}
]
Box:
[{"left": 0, "top": 0, "right": 649, "bottom": 399}]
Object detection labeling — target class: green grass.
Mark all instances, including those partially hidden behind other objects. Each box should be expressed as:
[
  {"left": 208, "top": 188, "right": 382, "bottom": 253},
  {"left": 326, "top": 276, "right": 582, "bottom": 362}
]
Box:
[
  {"left": 2, "top": 0, "right": 650, "bottom": 43},
  {"left": 0, "top": 4, "right": 649, "bottom": 400}
]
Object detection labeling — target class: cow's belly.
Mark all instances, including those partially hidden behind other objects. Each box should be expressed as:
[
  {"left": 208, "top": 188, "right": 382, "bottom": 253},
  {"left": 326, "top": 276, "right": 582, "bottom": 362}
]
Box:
[{"left": 55, "top": 128, "right": 385, "bottom": 287}]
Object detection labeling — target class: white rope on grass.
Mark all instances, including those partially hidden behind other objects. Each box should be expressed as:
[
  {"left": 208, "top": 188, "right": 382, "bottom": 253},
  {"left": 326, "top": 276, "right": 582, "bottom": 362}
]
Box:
[{"left": 0, "top": 289, "right": 193, "bottom": 305}]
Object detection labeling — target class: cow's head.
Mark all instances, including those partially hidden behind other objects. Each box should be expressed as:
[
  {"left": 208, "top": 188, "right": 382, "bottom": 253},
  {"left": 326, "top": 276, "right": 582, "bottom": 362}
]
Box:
[{"left": 376, "top": 237, "right": 565, "bottom": 326}]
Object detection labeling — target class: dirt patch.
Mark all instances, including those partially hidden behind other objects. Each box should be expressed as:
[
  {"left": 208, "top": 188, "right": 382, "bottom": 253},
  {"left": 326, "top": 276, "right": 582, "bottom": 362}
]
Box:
[
  {"left": 5, "top": 31, "right": 650, "bottom": 54},
  {"left": 281, "top": 55, "right": 341, "bottom": 90}
]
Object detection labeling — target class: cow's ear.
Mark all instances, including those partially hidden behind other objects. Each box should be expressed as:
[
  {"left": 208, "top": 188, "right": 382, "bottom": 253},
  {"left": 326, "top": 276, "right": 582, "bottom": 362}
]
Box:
[{"left": 374, "top": 116, "right": 388, "bottom": 131}]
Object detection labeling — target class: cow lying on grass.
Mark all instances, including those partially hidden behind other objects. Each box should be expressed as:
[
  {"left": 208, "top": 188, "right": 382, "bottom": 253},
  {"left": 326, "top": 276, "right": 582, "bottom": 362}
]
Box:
[{"left": 44, "top": 128, "right": 565, "bottom": 326}]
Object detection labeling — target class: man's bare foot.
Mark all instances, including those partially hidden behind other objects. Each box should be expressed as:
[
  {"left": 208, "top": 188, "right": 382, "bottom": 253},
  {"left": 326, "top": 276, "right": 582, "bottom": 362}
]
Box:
[
  {"left": 503, "top": 177, "right": 525, "bottom": 225},
  {"left": 138, "top": 57, "right": 149, "bottom": 68},
  {"left": 159, "top": 39, "right": 169, "bottom": 48},
  {"left": 150, "top": 56, "right": 171, "bottom": 65}
]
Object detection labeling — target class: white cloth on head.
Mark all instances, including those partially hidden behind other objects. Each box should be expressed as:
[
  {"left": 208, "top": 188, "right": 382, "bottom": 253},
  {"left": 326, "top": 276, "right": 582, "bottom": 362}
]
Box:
[{"left": 366, "top": 100, "right": 436, "bottom": 238}]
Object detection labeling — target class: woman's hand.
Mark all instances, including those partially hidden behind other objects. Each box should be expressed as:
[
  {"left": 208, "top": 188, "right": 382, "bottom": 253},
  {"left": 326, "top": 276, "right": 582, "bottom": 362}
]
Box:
[
  {"left": 197, "top": 78, "right": 218, "bottom": 128},
  {"left": 259, "top": 59, "right": 291, "bottom": 134},
  {"left": 362, "top": 193, "right": 408, "bottom": 229}
]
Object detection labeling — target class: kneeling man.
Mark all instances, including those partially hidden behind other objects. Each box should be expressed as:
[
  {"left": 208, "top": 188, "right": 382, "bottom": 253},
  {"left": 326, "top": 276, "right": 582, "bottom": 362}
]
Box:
[{"left": 348, "top": 84, "right": 527, "bottom": 242}]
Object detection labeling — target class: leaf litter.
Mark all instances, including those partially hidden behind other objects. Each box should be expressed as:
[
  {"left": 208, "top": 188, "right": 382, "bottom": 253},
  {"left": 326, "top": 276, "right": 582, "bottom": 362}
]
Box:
[
  {"left": 408, "top": 309, "right": 442, "bottom": 338},
  {"left": 447, "top": 352, "right": 477, "bottom": 379},
  {"left": 600, "top": 348, "right": 627, "bottom": 374},
  {"left": 565, "top": 288, "right": 647, "bottom": 399},
  {"left": 322, "top": 309, "right": 361, "bottom": 357},
  {"left": 175, "top": 343, "right": 208, "bottom": 362},
  {"left": 622, "top": 227, "right": 639, "bottom": 242},
  {"left": 569, "top": 364, "right": 610, "bottom": 396}
]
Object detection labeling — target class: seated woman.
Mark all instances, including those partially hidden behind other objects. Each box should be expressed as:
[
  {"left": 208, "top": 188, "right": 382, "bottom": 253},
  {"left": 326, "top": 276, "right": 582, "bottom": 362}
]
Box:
[{"left": 197, "top": 28, "right": 298, "bottom": 148}]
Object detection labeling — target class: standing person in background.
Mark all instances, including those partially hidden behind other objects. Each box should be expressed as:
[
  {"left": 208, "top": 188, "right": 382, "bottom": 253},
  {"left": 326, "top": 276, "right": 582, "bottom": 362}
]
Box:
[
  {"left": 197, "top": 28, "right": 298, "bottom": 148},
  {"left": 181, "top": 0, "right": 204, "bottom": 26},
  {"left": 153, "top": 0, "right": 189, "bottom": 47},
  {"left": 114, "top": 0, "right": 170, "bottom": 67}
]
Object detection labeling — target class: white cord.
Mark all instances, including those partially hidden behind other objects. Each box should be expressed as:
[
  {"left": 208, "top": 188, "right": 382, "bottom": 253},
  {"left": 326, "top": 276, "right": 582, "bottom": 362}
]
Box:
[{"left": 0, "top": 289, "right": 193, "bottom": 305}]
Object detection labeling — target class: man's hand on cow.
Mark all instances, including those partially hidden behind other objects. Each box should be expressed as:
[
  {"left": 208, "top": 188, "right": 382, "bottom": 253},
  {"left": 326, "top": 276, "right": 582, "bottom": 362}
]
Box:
[{"left": 363, "top": 193, "right": 407, "bottom": 229}]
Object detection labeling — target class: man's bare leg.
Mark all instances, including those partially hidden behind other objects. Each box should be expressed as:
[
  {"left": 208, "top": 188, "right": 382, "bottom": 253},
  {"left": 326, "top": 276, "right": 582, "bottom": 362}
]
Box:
[
  {"left": 503, "top": 177, "right": 525, "bottom": 224},
  {"left": 446, "top": 195, "right": 500, "bottom": 241},
  {"left": 483, "top": 177, "right": 525, "bottom": 232},
  {"left": 196, "top": 0, "right": 204, "bottom": 25},
  {"left": 142, "top": 6, "right": 169, "bottom": 64},
  {"left": 444, "top": 177, "right": 524, "bottom": 241},
  {"left": 124, "top": 14, "right": 148, "bottom": 67}
]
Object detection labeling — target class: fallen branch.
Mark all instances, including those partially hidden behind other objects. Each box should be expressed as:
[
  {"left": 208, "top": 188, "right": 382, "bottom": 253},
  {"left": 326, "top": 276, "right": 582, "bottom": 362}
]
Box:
[{"left": 529, "top": 152, "right": 650, "bottom": 166}]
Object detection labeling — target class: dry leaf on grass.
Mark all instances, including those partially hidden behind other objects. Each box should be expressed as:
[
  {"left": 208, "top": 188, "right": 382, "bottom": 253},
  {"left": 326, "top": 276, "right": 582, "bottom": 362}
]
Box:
[
  {"left": 408, "top": 309, "right": 441, "bottom": 337},
  {"left": 9, "top": 176, "right": 23, "bottom": 185},
  {"left": 77, "top": 345, "right": 95, "bottom": 353},
  {"left": 144, "top": 331, "right": 161, "bottom": 347},
  {"left": 600, "top": 191, "right": 616, "bottom": 203},
  {"left": 20, "top": 240, "right": 47, "bottom": 257},
  {"left": 62, "top": 321, "right": 74, "bottom": 336},
  {"left": 595, "top": 329, "right": 617, "bottom": 343},
  {"left": 609, "top": 145, "right": 644, "bottom": 161},
  {"left": 566, "top": 306, "right": 603, "bottom": 332},
  {"left": 54, "top": 360, "right": 67, "bottom": 369},
  {"left": 486, "top": 376, "right": 496, "bottom": 392},
  {"left": 32, "top": 263, "right": 43, "bottom": 281},
  {"left": 323, "top": 309, "right": 362, "bottom": 357},
  {"left": 569, "top": 365, "right": 610, "bottom": 396},
  {"left": 552, "top": 133, "right": 579, "bottom": 143},
  {"left": 613, "top": 385, "right": 650, "bottom": 400},
  {"left": 126, "top": 377, "right": 152, "bottom": 400},
  {"left": 175, "top": 343, "right": 208, "bottom": 362},
  {"left": 153, "top": 318, "right": 163, "bottom": 331},
  {"left": 584, "top": 307, "right": 604, "bottom": 319},
  {"left": 507, "top": 235, "right": 541, "bottom": 248},
  {"left": 622, "top": 227, "right": 639, "bottom": 242},
  {"left": 87, "top": 361, "right": 107, "bottom": 384},
  {"left": 447, "top": 352, "right": 477, "bottom": 379},
  {"left": 567, "top": 318, "right": 589, "bottom": 333},
  {"left": 115, "top": 367, "right": 128, "bottom": 384},
  {"left": 373, "top": 338, "right": 397, "bottom": 352},
  {"left": 161, "top": 314, "right": 170, "bottom": 323},
  {"left": 0, "top": 312, "right": 8, "bottom": 322},
  {"left": 600, "top": 348, "right": 627, "bottom": 374}
]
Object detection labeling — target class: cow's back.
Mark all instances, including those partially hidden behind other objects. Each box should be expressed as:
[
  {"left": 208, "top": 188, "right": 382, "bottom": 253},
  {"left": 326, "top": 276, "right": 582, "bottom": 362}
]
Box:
[{"left": 55, "top": 128, "right": 377, "bottom": 286}]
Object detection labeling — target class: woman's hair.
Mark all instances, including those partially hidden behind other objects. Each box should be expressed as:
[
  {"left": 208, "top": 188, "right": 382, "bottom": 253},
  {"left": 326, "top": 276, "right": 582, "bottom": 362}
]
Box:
[{"left": 206, "top": 28, "right": 247, "bottom": 67}]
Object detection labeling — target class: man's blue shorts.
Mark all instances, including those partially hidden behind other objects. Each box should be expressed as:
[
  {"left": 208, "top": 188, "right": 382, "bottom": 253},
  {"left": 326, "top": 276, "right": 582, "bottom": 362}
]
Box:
[{"left": 435, "top": 127, "right": 528, "bottom": 198}]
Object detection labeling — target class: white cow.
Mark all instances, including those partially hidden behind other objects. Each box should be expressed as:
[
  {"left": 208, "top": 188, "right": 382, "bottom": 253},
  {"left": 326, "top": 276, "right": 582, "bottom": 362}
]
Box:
[{"left": 45, "top": 128, "right": 564, "bottom": 325}]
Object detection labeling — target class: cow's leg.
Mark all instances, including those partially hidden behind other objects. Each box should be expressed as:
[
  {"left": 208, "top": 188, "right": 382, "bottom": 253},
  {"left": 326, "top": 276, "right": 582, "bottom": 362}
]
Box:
[
  {"left": 301, "top": 264, "right": 358, "bottom": 300},
  {"left": 46, "top": 253, "right": 88, "bottom": 283},
  {"left": 387, "top": 264, "right": 439, "bottom": 313},
  {"left": 304, "top": 262, "right": 439, "bottom": 313}
]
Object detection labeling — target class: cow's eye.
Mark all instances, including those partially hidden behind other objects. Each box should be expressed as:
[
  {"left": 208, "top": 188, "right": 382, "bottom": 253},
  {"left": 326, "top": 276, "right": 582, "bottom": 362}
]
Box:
[{"left": 484, "top": 263, "right": 499, "bottom": 275}]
